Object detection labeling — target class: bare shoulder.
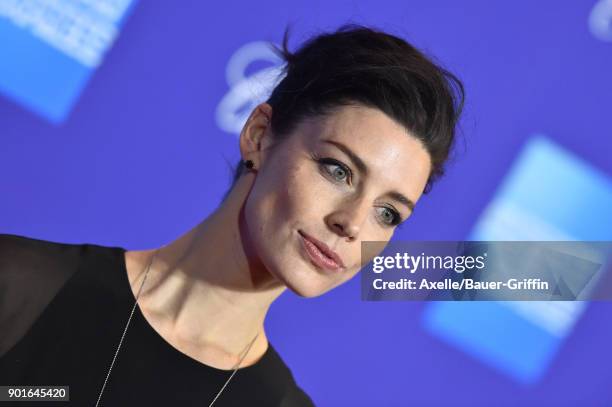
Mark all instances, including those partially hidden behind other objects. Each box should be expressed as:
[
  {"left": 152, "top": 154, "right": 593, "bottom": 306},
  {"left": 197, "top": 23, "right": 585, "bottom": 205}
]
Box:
[{"left": 123, "top": 249, "right": 155, "bottom": 286}]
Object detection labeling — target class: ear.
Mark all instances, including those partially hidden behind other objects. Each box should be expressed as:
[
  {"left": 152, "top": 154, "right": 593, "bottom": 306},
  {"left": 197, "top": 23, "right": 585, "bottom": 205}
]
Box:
[{"left": 239, "top": 103, "right": 273, "bottom": 165}]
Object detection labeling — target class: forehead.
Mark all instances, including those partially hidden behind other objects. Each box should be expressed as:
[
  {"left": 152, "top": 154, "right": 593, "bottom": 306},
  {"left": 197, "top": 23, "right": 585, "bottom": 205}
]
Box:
[{"left": 296, "top": 104, "right": 432, "bottom": 200}]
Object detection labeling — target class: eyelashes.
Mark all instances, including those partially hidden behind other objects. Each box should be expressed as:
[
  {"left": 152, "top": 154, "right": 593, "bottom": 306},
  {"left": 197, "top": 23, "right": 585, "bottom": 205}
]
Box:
[
  {"left": 318, "top": 157, "right": 352, "bottom": 184},
  {"left": 311, "top": 153, "right": 404, "bottom": 228},
  {"left": 377, "top": 206, "right": 404, "bottom": 228}
]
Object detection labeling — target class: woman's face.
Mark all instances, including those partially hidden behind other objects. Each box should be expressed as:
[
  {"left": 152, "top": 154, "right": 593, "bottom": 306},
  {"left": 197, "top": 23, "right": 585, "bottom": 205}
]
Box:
[{"left": 243, "top": 103, "right": 432, "bottom": 297}]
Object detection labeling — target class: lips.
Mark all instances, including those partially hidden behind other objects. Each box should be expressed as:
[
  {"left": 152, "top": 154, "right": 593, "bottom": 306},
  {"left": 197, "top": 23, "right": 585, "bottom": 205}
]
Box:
[{"left": 298, "top": 230, "right": 346, "bottom": 272}]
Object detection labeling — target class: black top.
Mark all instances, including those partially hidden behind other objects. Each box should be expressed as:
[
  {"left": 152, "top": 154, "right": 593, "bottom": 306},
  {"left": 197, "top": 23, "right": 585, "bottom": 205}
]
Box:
[{"left": 0, "top": 234, "right": 315, "bottom": 406}]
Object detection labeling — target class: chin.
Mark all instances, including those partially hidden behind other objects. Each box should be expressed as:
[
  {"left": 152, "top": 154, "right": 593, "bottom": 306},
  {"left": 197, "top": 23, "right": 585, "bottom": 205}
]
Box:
[
  {"left": 276, "top": 269, "right": 329, "bottom": 298},
  {"left": 286, "top": 283, "right": 327, "bottom": 298}
]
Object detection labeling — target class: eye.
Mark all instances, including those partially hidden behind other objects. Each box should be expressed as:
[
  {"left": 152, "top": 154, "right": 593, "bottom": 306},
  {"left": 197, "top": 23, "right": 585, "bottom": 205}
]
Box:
[
  {"left": 376, "top": 206, "right": 403, "bottom": 227},
  {"left": 318, "top": 158, "right": 352, "bottom": 184}
]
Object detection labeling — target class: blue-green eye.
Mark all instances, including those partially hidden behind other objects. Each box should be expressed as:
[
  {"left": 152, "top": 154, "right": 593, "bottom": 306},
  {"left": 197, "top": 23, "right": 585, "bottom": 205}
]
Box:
[
  {"left": 377, "top": 206, "right": 402, "bottom": 227},
  {"left": 319, "top": 158, "right": 351, "bottom": 183}
]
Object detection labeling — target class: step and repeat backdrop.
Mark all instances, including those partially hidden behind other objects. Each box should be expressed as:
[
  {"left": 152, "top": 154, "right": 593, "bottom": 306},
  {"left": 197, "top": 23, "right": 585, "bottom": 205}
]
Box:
[{"left": 1, "top": 1, "right": 612, "bottom": 406}]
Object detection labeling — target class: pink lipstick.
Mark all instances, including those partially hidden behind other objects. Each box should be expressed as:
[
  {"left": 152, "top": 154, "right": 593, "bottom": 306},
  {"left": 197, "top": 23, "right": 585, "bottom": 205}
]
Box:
[{"left": 298, "top": 230, "right": 345, "bottom": 272}]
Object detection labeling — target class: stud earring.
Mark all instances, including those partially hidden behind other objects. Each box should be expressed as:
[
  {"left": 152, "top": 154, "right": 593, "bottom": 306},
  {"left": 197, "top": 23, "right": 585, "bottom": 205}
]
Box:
[{"left": 244, "top": 159, "right": 255, "bottom": 170}]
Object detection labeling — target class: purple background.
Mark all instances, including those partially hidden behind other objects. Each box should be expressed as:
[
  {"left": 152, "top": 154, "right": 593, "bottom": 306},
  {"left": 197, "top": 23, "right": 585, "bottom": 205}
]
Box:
[{"left": 1, "top": 1, "right": 611, "bottom": 406}]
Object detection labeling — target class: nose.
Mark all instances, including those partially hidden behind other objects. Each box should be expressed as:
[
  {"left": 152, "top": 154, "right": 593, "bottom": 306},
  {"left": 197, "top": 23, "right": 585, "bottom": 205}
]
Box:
[{"left": 325, "top": 198, "right": 368, "bottom": 241}]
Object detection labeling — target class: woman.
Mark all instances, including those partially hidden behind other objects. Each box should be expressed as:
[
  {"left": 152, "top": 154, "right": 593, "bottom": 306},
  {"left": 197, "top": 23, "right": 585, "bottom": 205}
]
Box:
[{"left": 0, "top": 24, "right": 464, "bottom": 406}]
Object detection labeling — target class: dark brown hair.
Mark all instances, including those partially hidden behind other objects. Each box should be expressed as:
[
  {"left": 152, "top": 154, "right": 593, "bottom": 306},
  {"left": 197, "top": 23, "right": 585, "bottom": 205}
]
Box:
[{"left": 226, "top": 23, "right": 464, "bottom": 197}]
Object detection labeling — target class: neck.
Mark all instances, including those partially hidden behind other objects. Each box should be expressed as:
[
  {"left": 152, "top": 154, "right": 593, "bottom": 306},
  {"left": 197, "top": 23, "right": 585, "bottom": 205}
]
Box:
[{"left": 133, "top": 174, "right": 287, "bottom": 361}]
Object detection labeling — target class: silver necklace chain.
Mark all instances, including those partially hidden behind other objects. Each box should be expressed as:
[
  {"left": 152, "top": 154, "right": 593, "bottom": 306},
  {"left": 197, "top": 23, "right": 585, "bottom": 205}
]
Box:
[{"left": 95, "top": 248, "right": 260, "bottom": 406}]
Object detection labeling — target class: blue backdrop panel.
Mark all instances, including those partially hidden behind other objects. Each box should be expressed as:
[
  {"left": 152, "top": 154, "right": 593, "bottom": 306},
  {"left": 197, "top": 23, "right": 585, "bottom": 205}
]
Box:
[
  {"left": 0, "top": 0, "right": 137, "bottom": 122},
  {"left": 424, "top": 135, "right": 612, "bottom": 384}
]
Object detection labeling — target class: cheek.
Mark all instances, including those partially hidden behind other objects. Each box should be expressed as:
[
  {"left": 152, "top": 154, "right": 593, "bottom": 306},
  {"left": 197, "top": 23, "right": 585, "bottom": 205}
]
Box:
[
  {"left": 244, "top": 159, "right": 312, "bottom": 255},
  {"left": 265, "top": 162, "right": 310, "bottom": 226}
]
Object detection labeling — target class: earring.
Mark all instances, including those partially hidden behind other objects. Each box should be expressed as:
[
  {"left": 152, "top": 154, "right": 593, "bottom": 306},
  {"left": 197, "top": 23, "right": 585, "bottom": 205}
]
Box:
[{"left": 244, "top": 159, "right": 255, "bottom": 170}]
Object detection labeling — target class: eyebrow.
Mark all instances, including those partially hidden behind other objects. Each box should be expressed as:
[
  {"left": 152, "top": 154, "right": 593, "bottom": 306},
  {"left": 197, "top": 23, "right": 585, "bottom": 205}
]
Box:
[{"left": 322, "top": 139, "right": 416, "bottom": 213}]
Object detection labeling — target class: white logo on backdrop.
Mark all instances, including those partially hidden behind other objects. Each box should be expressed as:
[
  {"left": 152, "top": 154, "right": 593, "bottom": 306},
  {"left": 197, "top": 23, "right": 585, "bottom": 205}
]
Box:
[
  {"left": 215, "top": 41, "right": 285, "bottom": 135},
  {"left": 590, "top": 0, "right": 612, "bottom": 42}
]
